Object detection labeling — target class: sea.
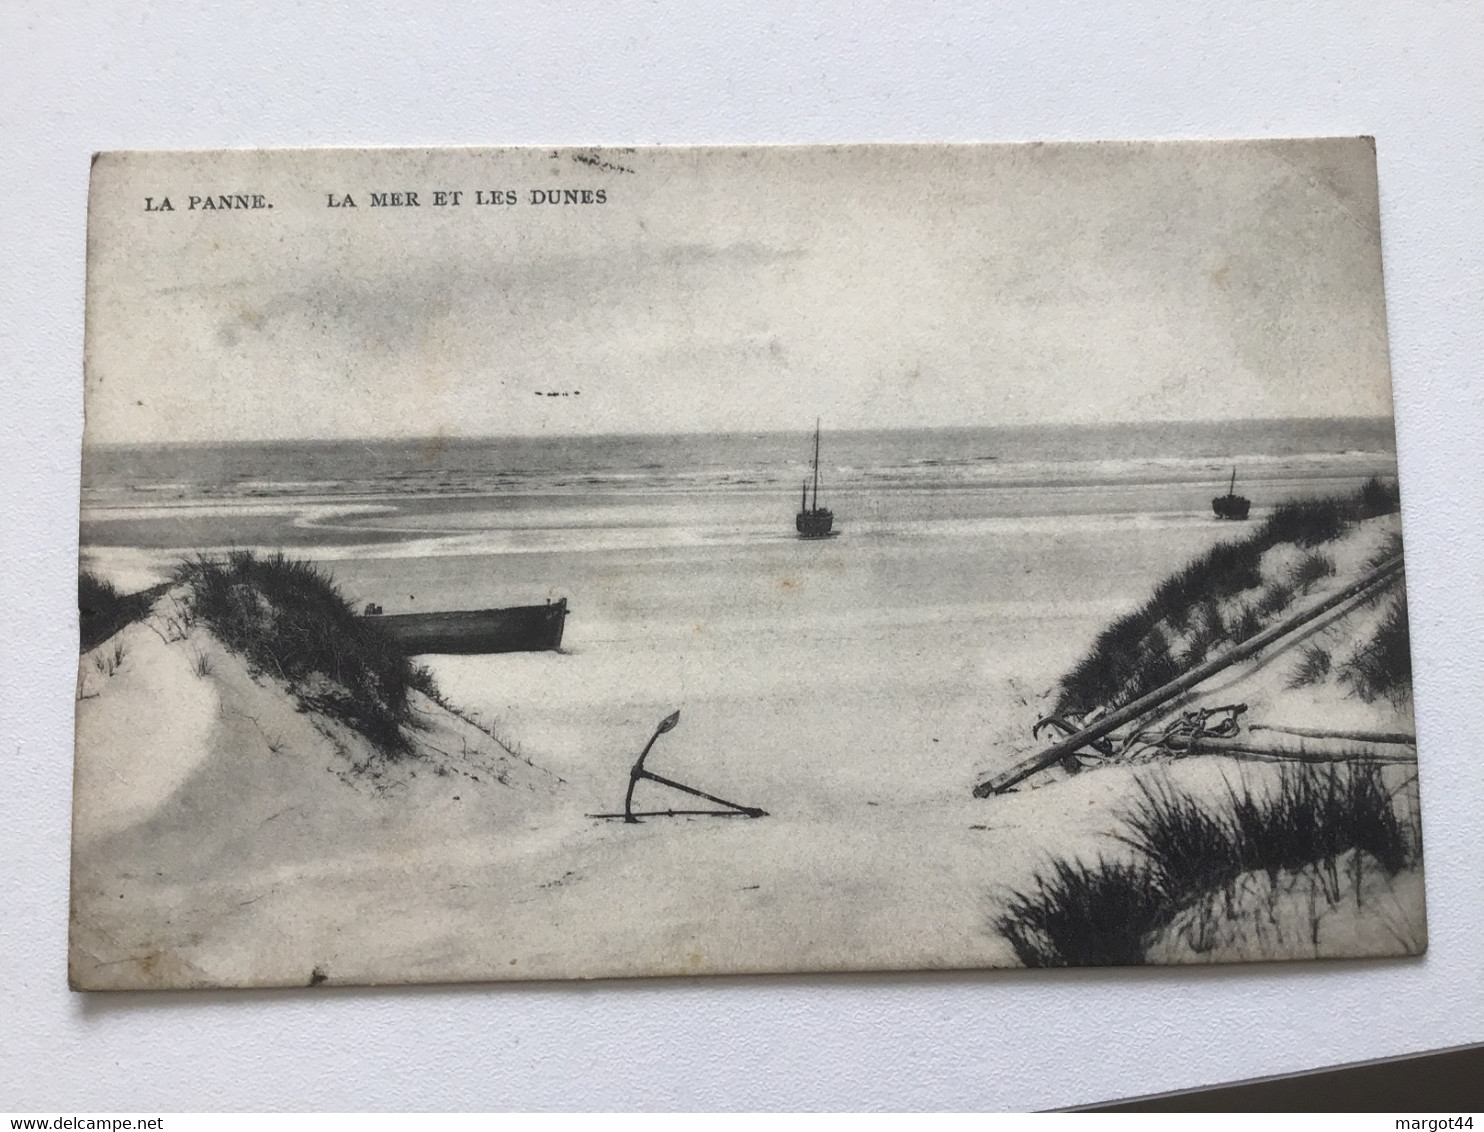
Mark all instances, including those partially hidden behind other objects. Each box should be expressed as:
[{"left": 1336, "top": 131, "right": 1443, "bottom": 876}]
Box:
[{"left": 81, "top": 417, "right": 1398, "bottom": 560}]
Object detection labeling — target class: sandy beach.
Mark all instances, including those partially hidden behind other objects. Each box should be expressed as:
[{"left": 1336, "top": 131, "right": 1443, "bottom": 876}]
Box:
[{"left": 71, "top": 424, "right": 1421, "bottom": 987}]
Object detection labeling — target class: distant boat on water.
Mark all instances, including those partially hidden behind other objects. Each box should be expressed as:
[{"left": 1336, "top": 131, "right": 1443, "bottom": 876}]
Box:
[
  {"left": 795, "top": 419, "right": 836, "bottom": 539},
  {"left": 1212, "top": 467, "right": 1251, "bottom": 520},
  {"left": 368, "top": 598, "right": 568, "bottom": 654}
]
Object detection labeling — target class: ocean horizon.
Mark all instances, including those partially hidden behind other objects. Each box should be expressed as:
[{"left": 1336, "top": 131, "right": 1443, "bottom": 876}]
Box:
[{"left": 83, "top": 417, "right": 1397, "bottom": 502}]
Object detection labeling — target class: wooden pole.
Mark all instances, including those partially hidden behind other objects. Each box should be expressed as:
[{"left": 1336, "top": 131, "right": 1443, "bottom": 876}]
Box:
[
  {"left": 1248, "top": 723, "right": 1416, "bottom": 745},
  {"left": 1168, "top": 733, "right": 1417, "bottom": 765},
  {"left": 973, "top": 556, "right": 1405, "bottom": 797}
]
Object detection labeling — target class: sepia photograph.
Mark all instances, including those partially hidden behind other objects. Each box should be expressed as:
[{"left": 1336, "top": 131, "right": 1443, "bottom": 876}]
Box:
[{"left": 73, "top": 140, "right": 1423, "bottom": 989}]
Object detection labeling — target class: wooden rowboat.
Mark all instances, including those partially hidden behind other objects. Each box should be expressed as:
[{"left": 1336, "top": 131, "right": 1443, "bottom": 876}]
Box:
[{"left": 369, "top": 598, "right": 568, "bottom": 655}]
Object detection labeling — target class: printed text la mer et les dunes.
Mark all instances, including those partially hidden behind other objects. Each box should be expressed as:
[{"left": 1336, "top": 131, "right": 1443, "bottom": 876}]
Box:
[{"left": 142, "top": 188, "right": 608, "bottom": 212}]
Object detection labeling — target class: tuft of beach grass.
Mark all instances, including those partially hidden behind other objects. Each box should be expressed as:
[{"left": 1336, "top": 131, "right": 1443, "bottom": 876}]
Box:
[
  {"left": 1290, "top": 551, "right": 1337, "bottom": 592},
  {"left": 995, "top": 857, "right": 1170, "bottom": 967},
  {"left": 1286, "top": 643, "right": 1332, "bottom": 689},
  {"left": 995, "top": 763, "right": 1419, "bottom": 966},
  {"left": 173, "top": 550, "right": 443, "bottom": 757},
  {"left": 79, "top": 569, "right": 159, "bottom": 652},
  {"left": 1343, "top": 589, "right": 1412, "bottom": 705}
]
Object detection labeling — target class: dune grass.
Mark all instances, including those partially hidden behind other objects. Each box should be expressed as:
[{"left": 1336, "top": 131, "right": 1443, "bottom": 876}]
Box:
[
  {"left": 1123, "top": 767, "right": 1414, "bottom": 906},
  {"left": 997, "top": 858, "right": 1170, "bottom": 968},
  {"left": 173, "top": 550, "right": 441, "bottom": 756},
  {"left": 1358, "top": 475, "right": 1401, "bottom": 519},
  {"left": 1343, "top": 589, "right": 1412, "bottom": 705},
  {"left": 1055, "top": 481, "right": 1402, "bottom": 717},
  {"left": 1290, "top": 551, "right": 1336, "bottom": 591},
  {"left": 994, "top": 763, "right": 1419, "bottom": 967},
  {"left": 1286, "top": 643, "right": 1332, "bottom": 689},
  {"left": 79, "top": 570, "right": 161, "bottom": 652}
]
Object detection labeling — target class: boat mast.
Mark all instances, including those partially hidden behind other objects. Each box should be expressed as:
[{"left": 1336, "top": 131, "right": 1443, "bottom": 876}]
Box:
[
  {"left": 1229, "top": 467, "right": 1237, "bottom": 496},
  {"left": 812, "top": 418, "right": 821, "bottom": 510}
]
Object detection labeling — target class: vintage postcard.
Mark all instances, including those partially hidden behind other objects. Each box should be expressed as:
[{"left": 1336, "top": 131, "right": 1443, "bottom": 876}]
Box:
[{"left": 74, "top": 141, "right": 1424, "bottom": 989}]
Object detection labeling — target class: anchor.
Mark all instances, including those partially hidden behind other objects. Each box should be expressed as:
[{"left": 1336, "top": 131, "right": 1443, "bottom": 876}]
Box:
[{"left": 588, "top": 710, "right": 768, "bottom": 822}]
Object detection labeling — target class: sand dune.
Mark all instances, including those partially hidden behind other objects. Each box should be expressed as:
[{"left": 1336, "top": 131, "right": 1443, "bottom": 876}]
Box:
[{"left": 71, "top": 503, "right": 1423, "bottom": 986}]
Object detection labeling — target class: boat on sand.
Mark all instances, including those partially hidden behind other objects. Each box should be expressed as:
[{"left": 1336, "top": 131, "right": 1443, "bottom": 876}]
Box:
[
  {"left": 795, "top": 419, "right": 837, "bottom": 539},
  {"left": 1212, "top": 467, "right": 1251, "bottom": 520},
  {"left": 368, "top": 598, "right": 568, "bottom": 654}
]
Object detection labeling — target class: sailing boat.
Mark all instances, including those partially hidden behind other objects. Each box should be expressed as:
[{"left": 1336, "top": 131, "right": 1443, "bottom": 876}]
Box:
[
  {"left": 795, "top": 419, "right": 836, "bottom": 538},
  {"left": 1212, "top": 466, "right": 1251, "bottom": 520}
]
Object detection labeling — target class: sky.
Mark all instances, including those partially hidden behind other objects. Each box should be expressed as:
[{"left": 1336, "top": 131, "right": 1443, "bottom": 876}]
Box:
[{"left": 83, "top": 139, "right": 1395, "bottom": 443}]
